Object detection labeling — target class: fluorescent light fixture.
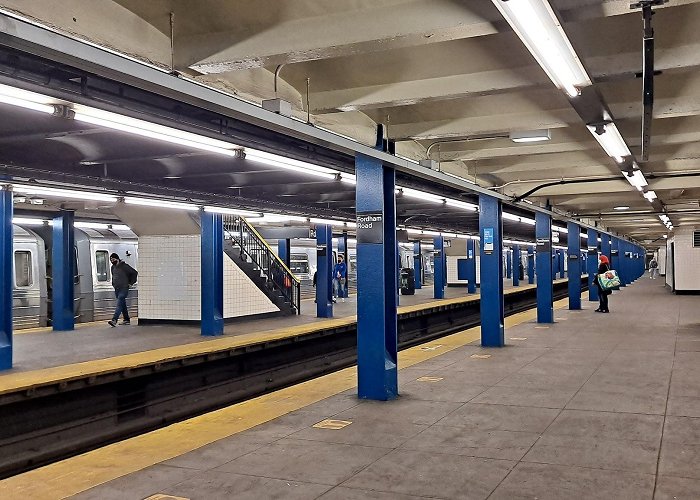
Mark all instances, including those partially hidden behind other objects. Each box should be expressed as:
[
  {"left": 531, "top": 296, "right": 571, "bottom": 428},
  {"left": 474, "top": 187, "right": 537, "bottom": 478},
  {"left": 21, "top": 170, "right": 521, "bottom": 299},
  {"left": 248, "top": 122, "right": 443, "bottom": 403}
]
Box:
[
  {"left": 0, "top": 83, "right": 57, "bottom": 114},
  {"left": 399, "top": 187, "right": 445, "bottom": 204},
  {"left": 502, "top": 213, "right": 520, "bottom": 222},
  {"left": 491, "top": 0, "right": 592, "bottom": 98},
  {"left": 406, "top": 228, "right": 423, "bottom": 235},
  {"left": 244, "top": 149, "right": 338, "bottom": 180},
  {"left": 12, "top": 184, "right": 117, "bottom": 202},
  {"left": 73, "top": 106, "right": 242, "bottom": 156},
  {"left": 614, "top": 206, "right": 630, "bottom": 211},
  {"left": 204, "top": 206, "right": 260, "bottom": 217},
  {"left": 623, "top": 169, "right": 648, "bottom": 189},
  {"left": 509, "top": 129, "right": 551, "bottom": 143},
  {"left": 554, "top": 226, "right": 568, "bottom": 233},
  {"left": 247, "top": 213, "right": 308, "bottom": 223},
  {"left": 111, "top": 224, "right": 131, "bottom": 231},
  {"left": 124, "top": 197, "right": 198, "bottom": 211},
  {"left": 74, "top": 222, "right": 111, "bottom": 229},
  {"left": 643, "top": 190, "right": 657, "bottom": 202},
  {"left": 310, "top": 218, "right": 353, "bottom": 227},
  {"left": 587, "top": 123, "right": 631, "bottom": 160},
  {"left": 445, "top": 199, "right": 478, "bottom": 211},
  {"left": 663, "top": 234, "right": 668, "bottom": 238},
  {"left": 12, "top": 217, "right": 47, "bottom": 226},
  {"left": 422, "top": 230, "right": 442, "bottom": 236},
  {"left": 340, "top": 174, "right": 357, "bottom": 185}
]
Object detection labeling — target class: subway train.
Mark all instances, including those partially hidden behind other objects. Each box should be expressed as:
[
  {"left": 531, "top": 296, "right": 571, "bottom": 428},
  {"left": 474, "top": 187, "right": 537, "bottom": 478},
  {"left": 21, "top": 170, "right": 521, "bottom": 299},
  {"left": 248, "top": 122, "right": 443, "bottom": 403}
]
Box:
[
  {"left": 12, "top": 224, "right": 138, "bottom": 329},
  {"left": 277, "top": 238, "right": 435, "bottom": 299}
]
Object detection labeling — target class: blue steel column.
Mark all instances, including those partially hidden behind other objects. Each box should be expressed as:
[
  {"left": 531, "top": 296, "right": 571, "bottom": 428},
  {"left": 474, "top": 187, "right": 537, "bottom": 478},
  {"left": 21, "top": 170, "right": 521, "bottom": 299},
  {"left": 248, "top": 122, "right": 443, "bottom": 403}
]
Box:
[
  {"left": 587, "top": 228, "right": 599, "bottom": 302},
  {"left": 434, "top": 236, "right": 445, "bottom": 299},
  {"left": 611, "top": 237, "right": 622, "bottom": 286},
  {"left": 413, "top": 241, "right": 422, "bottom": 289},
  {"left": 479, "top": 195, "right": 504, "bottom": 347},
  {"left": 356, "top": 153, "right": 398, "bottom": 400},
  {"left": 513, "top": 245, "right": 520, "bottom": 287},
  {"left": 506, "top": 249, "right": 512, "bottom": 279},
  {"left": 601, "top": 234, "right": 611, "bottom": 266},
  {"left": 527, "top": 245, "right": 535, "bottom": 284},
  {"left": 466, "top": 238, "right": 477, "bottom": 294},
  {"left": 567, "top": 222, "right": 581, "bottom": 310},
  {"left": 201, "top": 211, "right": 224, "bottom": 336},
  {"left": 316, "top": 224, "right": 333, "bottom": 317},
  {"left": 559, "top": 250, "right": 565, "bottom": 279},
  {"left": 52, "top": 210, "right": 75, "bottom": 331},
  {"left": 535, "top": 212, "right": 554, "bottom": 323},
  {"left": 338, "top": 233, "right": 349, "bottom": 298},
  {"left": 0, "top": 187, "right": 12, "bottom": 370},
  {"left": 277, "top": 238, "right": 291, "bottom": 269}
]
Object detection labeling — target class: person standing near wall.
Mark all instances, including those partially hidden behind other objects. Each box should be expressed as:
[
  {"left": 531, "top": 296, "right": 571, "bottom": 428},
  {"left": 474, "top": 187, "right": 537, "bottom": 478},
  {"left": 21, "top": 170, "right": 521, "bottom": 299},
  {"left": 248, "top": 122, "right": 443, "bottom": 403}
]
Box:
[
  {"left": 333, "top": 254, "right": 347, "bottom": 302},
  {"left": 108, "top": 252, "right": 138, "bottom": 327}
]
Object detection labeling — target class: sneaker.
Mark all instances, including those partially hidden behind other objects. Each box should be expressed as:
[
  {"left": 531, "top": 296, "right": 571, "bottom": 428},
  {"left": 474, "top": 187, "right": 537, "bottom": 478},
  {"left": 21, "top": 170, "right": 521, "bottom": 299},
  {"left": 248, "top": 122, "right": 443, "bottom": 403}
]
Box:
[
  {"left": 108, "top": 320, "right": 117, "bottom": 327},
  {"left": 120, "top": 320, "right": 131, "bottom": 325}
]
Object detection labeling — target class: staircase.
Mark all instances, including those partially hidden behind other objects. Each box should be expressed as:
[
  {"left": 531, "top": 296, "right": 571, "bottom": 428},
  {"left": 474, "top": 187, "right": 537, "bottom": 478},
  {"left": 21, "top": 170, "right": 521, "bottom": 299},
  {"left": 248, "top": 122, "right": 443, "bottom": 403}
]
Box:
[{"left": 223, "top": 215, "right": 301, "bottom": 315}]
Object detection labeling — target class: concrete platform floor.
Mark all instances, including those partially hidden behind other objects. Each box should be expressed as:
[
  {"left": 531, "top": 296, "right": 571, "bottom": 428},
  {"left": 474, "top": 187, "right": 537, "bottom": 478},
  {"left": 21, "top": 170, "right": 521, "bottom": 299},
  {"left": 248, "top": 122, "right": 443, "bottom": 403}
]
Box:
[
  {"left": 7, "top": 279, "right": 527, "bottom": 373},
  {"left": 45, "top": 277, "right": 700, "bottom": 500}
]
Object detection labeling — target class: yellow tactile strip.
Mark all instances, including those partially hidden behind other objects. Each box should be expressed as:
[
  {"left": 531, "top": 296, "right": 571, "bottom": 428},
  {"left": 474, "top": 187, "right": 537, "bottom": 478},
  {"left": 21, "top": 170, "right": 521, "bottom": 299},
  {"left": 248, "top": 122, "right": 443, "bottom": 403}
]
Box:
[
  {"left": 0, "top": 283, "right": 567, "bottom": 395},
  {"left": 0, "top": 298, "right": 569, "bottom": 499}
]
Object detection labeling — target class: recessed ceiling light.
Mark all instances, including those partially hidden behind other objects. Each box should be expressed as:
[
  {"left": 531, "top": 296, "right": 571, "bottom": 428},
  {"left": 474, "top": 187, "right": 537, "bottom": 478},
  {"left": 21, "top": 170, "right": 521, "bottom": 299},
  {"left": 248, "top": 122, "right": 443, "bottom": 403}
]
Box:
[{"left": 613, "top": 206, "right": 630, "bottom": 210}]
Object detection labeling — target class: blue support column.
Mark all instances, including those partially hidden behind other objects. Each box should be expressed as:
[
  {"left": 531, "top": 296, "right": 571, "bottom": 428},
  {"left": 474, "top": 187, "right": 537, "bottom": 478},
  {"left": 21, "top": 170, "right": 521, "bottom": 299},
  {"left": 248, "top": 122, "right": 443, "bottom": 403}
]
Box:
[
  {"left": 506, "top": 249, "right": 512, "bottom": 279},
  {"left": 527, "top": 245, "right": 535, "bottom": 284},
  {"left": 567, "top": 222, "right": 581, "bottom": 310},
  {"left": 611, "top": 237, "right": 622, "bottom": 286},
  {"left": 355, "top": 152, "right": 398, "bottom": 400},
  {"left": 536, "top": 212, "right": 554, "bottom": 323},
  {"left": 201, "top": 211, "right": 224, "bottom": 336},
  {"left": 587, "top": 228, "right": 599, "bottom": 302},
  {"left": 513, "top": 245, "right": 520, "bottom": 287},
  {"left": 479, "top": 195, "right": 504, "bottom": 347},
  {"left": 0, "top": 187, "right": 12, "bottom": 370},
  {"left": 277, "top": 238, "right": 291, "bottom": 269},
  {"left": 52, "top": 210, "right": 75, "bottom": 331},
  {"left": 433, "top": 236, "right": 445, "bottom": 299},
  {"left": 559, "top": 250, "right": 566, "bottom": 279},
  {"left": 466, "top": 238, "right": 477, "bottom": 294},
  {"left": 316, "top": 224, "right": 333, "bottom": 318},
  {"left": 338, "top": 232, "right": 349, "bottom": 298},
  {"left": 413, "top": 241, "right": 422, "bottom": 289},
  {"left": 601, "top": 234, "right": 611, "bottom": 266}
]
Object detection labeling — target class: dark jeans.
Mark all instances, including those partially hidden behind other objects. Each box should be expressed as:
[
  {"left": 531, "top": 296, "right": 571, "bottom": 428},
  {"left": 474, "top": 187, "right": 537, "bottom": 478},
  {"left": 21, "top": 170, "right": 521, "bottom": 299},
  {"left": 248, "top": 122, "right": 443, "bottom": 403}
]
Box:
[
  {"left": 113, "top": 288, "right": 130, "bottom": 321},
  {"left": 598, "top": 289, "right": 609, "bottom": 312}
]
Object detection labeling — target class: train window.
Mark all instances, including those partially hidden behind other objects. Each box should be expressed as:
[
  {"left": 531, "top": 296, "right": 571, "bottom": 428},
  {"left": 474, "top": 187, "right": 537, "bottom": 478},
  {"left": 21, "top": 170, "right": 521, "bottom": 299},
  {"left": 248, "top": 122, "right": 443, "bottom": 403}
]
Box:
[
  {"left": 95, "top": 251, "right": 110, "bottom": 282},
  {"left": 14, "top": 251, "right": 32, "bottom": 287},
  {"left": 290, "top": 253, "right": 309, "bottom": 274}
]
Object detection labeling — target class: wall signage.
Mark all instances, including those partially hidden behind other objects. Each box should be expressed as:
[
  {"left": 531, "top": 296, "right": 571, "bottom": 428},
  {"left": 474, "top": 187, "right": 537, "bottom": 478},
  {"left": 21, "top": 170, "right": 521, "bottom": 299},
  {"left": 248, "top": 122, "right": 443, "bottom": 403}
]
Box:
[{"left": 356, "top": 212, "right": 384, "bottom": 244}]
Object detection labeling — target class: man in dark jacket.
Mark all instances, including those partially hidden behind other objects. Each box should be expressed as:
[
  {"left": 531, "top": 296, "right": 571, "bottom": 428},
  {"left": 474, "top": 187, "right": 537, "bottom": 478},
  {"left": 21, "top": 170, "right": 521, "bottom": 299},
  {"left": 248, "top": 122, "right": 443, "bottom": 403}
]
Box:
[{"left": 108, "top": 253, "right": 137, "bottom": 327}]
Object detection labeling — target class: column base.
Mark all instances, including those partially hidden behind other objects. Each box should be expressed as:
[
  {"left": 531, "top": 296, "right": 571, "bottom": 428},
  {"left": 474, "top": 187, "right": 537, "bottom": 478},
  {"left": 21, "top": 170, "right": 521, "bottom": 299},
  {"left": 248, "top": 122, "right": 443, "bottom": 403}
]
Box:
[{"left": 0, "top": 344, "right": 12, "bottom": 370}]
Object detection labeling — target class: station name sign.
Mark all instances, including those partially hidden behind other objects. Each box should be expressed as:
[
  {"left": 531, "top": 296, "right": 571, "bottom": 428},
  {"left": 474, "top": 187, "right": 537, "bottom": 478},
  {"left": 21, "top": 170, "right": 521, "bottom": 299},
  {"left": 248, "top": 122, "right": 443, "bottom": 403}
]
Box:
[{"left": 357, "top": 212, "right": 384, "bottom": 244}]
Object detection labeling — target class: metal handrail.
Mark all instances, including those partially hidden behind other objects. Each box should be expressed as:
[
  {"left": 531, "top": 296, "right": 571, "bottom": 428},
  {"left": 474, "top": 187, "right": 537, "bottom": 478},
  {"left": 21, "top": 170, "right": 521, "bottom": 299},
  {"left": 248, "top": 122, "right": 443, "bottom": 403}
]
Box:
[{"left": 223, "top": 215, "right": 301, "bottom": 314}]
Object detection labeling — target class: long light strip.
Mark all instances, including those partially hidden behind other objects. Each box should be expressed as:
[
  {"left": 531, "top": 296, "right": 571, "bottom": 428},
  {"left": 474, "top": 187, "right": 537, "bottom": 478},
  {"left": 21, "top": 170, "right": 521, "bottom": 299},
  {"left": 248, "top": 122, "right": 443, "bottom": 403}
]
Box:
[
  {"left": 624, "top": 169, "right": 648, "bottom": 189},
  {"left": 491, "top": 0, "right": 592, "bottom": 98},
  {"left": 643, "top": 190, "right": 657, "bottom": 202},
  {"left": 587, "top": 123, "right": 631, "bottom": 160},
  {"left": 124, "top": 197, "right": 198, "bottom": 211},
  {"left": 0, "top": 83, "right": 57, "bottom": 114},
  {"left": 244, "top": 149, "right": 338, "bottom": 180},
  {"left": 203, "top": 206, "right": 260, "bottom": 217},
  {"left": 12, "top": 184, "right": 117, "bottom": 202}
]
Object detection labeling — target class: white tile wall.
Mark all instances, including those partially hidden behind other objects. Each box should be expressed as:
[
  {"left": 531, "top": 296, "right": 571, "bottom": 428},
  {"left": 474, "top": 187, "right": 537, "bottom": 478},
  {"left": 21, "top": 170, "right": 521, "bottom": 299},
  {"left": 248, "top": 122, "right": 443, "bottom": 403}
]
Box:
[
  {"left": 668, "top": 227, "right": 700, "bottom": 291},
  {"left": 138, "top": 235, "right": 279, "bottom": 320}
]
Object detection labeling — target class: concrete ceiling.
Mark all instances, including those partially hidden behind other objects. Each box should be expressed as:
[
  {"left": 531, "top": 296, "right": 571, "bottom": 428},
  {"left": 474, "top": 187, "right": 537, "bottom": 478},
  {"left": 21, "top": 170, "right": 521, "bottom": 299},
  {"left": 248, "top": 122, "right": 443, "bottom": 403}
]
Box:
[{"left": 2, "top": 0, "right": 700, "bottom": 247}]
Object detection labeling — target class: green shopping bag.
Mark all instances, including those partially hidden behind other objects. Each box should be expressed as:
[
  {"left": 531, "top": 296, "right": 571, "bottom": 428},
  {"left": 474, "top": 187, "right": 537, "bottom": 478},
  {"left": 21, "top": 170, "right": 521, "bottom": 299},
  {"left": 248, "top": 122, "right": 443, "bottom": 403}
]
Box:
[{"left": 598, "top": 269, "right": 621, "bottom": 290}]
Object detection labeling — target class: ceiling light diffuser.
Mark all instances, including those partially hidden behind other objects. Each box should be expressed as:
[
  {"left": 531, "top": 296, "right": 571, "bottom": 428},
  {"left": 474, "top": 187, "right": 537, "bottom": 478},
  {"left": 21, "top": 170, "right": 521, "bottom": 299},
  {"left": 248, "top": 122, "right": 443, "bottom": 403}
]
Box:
[
  {"left": 587, "top": 123, "right": 631, "bottom": 160},
  {"left": 491, "top": 0, "right": 592, "bottom": 98},
  {"left": 509, "top": 129, "right": 551, "bottom": 143}
]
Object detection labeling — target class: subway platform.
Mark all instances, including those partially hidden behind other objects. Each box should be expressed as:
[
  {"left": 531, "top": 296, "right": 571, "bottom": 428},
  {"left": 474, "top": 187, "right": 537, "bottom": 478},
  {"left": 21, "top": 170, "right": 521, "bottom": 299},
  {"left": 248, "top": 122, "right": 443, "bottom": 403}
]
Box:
[{"left": 2, "top": 277, "right": 697, "bottom": 499}]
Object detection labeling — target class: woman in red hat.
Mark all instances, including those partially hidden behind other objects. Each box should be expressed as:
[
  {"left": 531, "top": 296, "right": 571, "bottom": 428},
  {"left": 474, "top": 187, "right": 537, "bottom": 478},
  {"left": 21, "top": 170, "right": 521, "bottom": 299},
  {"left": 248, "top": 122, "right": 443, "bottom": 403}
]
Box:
[{"left": 595, "top": 254, "right": 611, "bottom": 313}]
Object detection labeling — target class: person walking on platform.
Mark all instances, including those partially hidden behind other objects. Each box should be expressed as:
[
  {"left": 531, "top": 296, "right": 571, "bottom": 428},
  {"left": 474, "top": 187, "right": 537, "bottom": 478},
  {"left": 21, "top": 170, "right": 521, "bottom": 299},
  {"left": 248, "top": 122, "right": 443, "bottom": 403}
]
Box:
[
  {"left": 595, "top": 254, "right": 611, "bottom": 313},
  {"left": 333, "top": 255, "right": 347, "bottom": 302},
  {"left": 108, "top": 253, "right": 138, "bottom": 327},
  {"left": 649, "top": 257, "right": 659, "bottom": 279}
]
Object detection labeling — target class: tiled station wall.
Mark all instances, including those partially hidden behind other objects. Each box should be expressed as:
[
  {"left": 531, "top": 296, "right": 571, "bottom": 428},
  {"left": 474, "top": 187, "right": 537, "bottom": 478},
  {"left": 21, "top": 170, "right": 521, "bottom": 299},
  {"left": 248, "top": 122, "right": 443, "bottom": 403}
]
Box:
[
  {"left": 138, "top": 235, "right": 279, "bottom": 320},
  {"left": 666, "top": 227, "right": 700, "bottom": 291}
]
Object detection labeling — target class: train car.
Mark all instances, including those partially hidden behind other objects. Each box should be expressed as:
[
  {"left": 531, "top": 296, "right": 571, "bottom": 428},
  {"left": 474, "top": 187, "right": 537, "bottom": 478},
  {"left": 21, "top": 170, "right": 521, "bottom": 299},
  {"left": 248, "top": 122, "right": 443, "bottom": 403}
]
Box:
[
  {"left": 12, "top": 225, "right": 48, "bottom": 329},
  {"left": 20, "top": 224, "right": 138, "bottom": 327}
]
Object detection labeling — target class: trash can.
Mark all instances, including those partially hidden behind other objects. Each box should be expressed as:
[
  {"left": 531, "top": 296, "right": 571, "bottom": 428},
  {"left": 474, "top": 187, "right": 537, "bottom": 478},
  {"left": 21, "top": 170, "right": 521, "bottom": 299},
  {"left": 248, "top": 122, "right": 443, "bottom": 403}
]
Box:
[{"left": 400, "top": 268, "right": 415, "bottom": 295}]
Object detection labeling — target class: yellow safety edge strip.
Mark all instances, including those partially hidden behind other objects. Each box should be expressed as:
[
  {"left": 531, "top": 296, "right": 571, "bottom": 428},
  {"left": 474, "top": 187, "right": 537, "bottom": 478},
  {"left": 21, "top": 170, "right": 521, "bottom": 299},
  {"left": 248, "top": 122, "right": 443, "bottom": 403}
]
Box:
[
  {"left": 0, "top": 298, "right": 569, "bottom": 499},
  {"left": 0, "top": 280, "right": 581, "bottom": 394}
]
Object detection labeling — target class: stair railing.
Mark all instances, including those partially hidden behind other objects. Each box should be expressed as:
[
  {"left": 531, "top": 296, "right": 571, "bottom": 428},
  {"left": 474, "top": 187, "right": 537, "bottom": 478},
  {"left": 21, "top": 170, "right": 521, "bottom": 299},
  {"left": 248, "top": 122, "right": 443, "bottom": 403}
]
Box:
[{"left": 222, "top": 214, "right": 301, "bottom": 314}]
